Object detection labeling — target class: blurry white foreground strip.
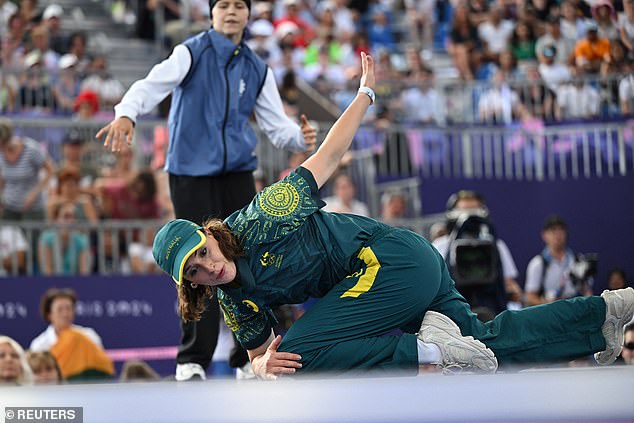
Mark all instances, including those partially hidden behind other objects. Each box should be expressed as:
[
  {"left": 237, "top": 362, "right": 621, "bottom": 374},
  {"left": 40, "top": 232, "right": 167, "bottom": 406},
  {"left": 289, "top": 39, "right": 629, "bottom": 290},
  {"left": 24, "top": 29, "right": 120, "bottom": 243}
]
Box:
[{"left": 1, "top": 366, "right": 632, "bottom": 422}]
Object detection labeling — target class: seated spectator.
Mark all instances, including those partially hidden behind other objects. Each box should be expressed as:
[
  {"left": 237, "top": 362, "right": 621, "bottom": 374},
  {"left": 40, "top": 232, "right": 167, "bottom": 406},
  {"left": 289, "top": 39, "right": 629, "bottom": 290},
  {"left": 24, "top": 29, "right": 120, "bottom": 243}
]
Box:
[
  {"left": 80, "top": 56, "right": 125, "bottom": 109},
  {"left": 538, "top": 45, "right": 572, "bottom": 92},
  {"left": 498, "top": 50, "right": 520, "bottom": 81},
  {"left": 619, "top": 58, "right": 634, "bottom": 113},
  {"left": 0, "top": 336, "right": 33, "bottom": 385},
  {"left": 510, "top": 20, "right": 538, "bottom": 66},
  {"left": 72, "top": 89, "right": 100, "bottom": 120},
  {"left": 0, "top": 118, "right": 55, "bottom": 221},
  {"left": 278, "top": 151, "right": 309, "bottom": 180},
  {"left": 29, "top": 24, "right": 60, "bottom": 71},
  {"left": 119, "top": 360, "right": 160, "bottom": 382},
  {"left": 621, "top": 323, "right": 634, "bottom": 365},
  {"left": 560, "top": 0, "right": 587, "bottom": 43},
  {"left": 535, "top": 15, "right": 575, "bottom": 66},
  {"left": 41, "top": 3, "right": 66, "bottom": 55},
  {"left": 519, "top": 64, "right": 556, "bottom": 120},
  {"left": 273, "top": 0, "right": 315, "bottom": 48},
  {"left": 556, "top": 71, "right": 600, "bottom": 119},
  {"left": 366, "top": 5, "right": 396, "bottom": 55},
  {"left": 1, "top": 12, "right": 27, "bottom": 69},
  {"left": 607, "top": 268, "right": 629, "bottom": 290},
  {"left": 52, "top": 54, "right": 81, "bottom": 114},
  {"left": 0, "top": 223, "right": 28, "bottom": 275},
  {"left": 592, "top": 0, "right": 619, "bottom": 41},
  {"left": 396, "top": 66, "right": 447, "bottom": 126},
  {"left": 56, "top": 130, "right": 99, "bottom": 192},
  {"left": 47, "top": 166, "right": 98, "bottom": 223},
  {"left": 322, "top": 173, "right": 369, "bottom": 216},
  {"left": 0, "top": 69, "right": 17, "bottom": 113},
  {"left": 404, "top": 0, "right": 436, "bottom": 52},
  {"left": 26, "top": 350, "right": 63, "bottom": 384},
  {"left": 524, "top": 215, "right": 594, "bottom": 306},
  {"left": 619, "top": 0, "right": 634, "bottom": 53},
  {"left": 447, "top": 3, "right": 481, "bottom": 81},
  {"left": 66, "top": 32, "right": 91, "bottom": 74},
  {"left": 381, "top": 190, "right": 408, "bottom": 222},
  {"left": 29, "top": 288, "right": 114, "bottom": 381},
  {"left": 478, "top": 70, "right": 530, "bottom": 124},
  {"left": 574, "top": 21, "right": 611, "bottom": 74},
  {"left": 478, "top": 5, "right": 515, "bottom": 64},
  {"left": 38, "top": 201, "right": 92, "bottom": 276},
  {"left": 97, "top": 169, "right": 160, "bottom": 274},
  {"left": 17, "top": 53, "right": 57, "bottom": 113},
  {"left": 246, "top": 19, "right": 280, "bottom": 65}
]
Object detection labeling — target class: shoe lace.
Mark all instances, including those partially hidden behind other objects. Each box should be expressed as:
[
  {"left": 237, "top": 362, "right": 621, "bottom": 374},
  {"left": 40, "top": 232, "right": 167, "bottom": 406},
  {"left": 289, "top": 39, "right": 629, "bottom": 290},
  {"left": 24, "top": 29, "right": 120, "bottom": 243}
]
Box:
[{"left": 438, "top": 363, "right": 467, "bottom": 375}]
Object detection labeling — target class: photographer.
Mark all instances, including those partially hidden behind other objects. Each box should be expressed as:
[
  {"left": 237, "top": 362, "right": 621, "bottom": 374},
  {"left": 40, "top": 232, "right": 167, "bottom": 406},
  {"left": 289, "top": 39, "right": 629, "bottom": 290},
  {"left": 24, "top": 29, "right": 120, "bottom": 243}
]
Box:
[
  {"left": 433, "top": 191, "right": 523, "bottom": 319},
  {"left": 525, "top": 215, "right": 594, "bottom": 306}
]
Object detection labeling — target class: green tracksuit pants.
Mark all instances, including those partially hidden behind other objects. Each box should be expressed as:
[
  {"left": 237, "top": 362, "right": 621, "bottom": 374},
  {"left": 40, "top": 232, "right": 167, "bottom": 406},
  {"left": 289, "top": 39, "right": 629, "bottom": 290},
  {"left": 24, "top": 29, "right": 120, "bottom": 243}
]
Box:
[{"left": 278, "top": 228, "right": 606, "bottom": 374}]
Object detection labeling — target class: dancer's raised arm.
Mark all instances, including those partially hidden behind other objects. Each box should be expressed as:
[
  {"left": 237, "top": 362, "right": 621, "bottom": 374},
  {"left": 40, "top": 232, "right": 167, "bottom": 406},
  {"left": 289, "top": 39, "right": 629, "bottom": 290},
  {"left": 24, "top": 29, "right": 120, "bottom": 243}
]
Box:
[{"left": 302, "top": 52, "right": 375, "bottom": 189}]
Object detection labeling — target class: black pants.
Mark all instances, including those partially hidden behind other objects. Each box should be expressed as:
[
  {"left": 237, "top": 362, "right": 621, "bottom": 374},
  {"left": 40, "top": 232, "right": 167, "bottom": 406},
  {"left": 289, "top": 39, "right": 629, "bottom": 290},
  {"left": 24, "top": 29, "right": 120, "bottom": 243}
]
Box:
[{"left": 169, "top": 171, "right": 255, "bottom": 369}]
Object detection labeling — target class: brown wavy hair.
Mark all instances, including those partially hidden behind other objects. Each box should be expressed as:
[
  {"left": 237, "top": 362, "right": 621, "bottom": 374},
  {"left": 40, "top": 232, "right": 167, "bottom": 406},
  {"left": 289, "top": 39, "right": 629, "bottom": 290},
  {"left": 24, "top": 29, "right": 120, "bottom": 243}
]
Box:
[{"left": 176, "top": 218, "right": 244, "bottom": 321}]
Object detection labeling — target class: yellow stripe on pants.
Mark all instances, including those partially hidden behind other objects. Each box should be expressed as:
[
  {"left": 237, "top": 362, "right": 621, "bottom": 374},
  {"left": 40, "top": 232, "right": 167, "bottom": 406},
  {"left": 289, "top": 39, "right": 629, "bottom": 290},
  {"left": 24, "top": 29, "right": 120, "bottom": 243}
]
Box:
[{"left": 340, "top": 246, "right": 381, "bottom": 298}]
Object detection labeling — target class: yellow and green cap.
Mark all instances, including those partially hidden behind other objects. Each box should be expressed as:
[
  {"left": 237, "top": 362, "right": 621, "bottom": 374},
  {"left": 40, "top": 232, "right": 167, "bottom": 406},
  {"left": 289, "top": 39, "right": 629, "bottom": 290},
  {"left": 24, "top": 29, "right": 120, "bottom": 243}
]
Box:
[{"left": 152, "top": 219, "right": 206, "bottom": 285}]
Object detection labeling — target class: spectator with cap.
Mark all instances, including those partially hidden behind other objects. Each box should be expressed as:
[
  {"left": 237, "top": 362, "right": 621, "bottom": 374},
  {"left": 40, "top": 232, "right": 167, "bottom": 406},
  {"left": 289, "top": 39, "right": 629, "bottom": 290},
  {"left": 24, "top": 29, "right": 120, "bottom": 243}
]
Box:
[
  {"left": 593, "top": 0, "right": 619, "bottom": 41},
  {"left": 41, "top": 3, "right": 66, "bottom": 54},
  {"left": 538, "top": 45, "right": 572, "bottom": 92},
  {"left": 52, "top": 53, "right": 80, "bottom": 114},
  {"left": 536, "top": 15, "right": 576, "bottom": 65},
  {"left": 246, "top": 19, "right": 280, "bottom": 64},
  {"left": 574, "top": 20, "right": 611, "bottom": 74},
  {"left": 72, "top": 90, "right": 99, "bottom": 120},
  {"left": 273, "top": 0, "right": 314, "bottom": 48},
  {"left": 525, "top": 215, "right": 594, "bottom": 306},
  {"left": 17, "top": 51, "right": 57, "bottom": 113},
  {"left": 0, "top": 0, "right": 19, "bottom": 41}
]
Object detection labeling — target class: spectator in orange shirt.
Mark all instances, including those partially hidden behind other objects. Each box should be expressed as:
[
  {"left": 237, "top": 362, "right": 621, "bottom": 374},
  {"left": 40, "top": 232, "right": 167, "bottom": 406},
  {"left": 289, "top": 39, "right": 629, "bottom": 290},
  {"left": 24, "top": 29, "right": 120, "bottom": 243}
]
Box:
[{"left": 574, "top": 20, "right": 611, "bottom": 73}]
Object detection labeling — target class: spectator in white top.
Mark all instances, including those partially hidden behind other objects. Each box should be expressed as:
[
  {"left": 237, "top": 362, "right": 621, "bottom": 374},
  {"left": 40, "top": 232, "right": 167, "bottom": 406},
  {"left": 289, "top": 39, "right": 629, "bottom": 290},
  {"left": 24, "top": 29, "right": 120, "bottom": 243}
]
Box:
[
  {"left": 538, "top": 45, "right": 572, "bottom": 92},
  {"left": 536, "top": 15, "right": 576, "bottom": 65},
  {"left": 478, "top": 5, "right": 515, "bottom": 64},
  {"left": 397, "top": 66, "right": 446, "bottom": 126},
  {"left": 619, "top": 58, "right": 634, "bottom": 114},
  {"left": 525, "top": 215, "right": 593, "bottom": 306},
  {"left": 246, "top": 19, "right": 281, "bottom": 65},
  {"left": 0, "top": 223, "right": 27, "bottom": 275},
  {"left": 29, "top": 288, "right": 104, "bottom": 352},
  {"left": 41, "top": 4, "right": 66, "bottom": 55},
  {"left": 478, "top": 70, "right": 529, "bottom": 125},
  {"left": 556, "top": 71, "right": 600, "bottom": 119},
  {"left": 80, "top": 55, "right": 125, "bottom": 109},
  {"left": 619, "top": 0, "right": 634, "bottom": 53},
  {"left": 322, "top": 173, "right": 370, "bottom": 217}
]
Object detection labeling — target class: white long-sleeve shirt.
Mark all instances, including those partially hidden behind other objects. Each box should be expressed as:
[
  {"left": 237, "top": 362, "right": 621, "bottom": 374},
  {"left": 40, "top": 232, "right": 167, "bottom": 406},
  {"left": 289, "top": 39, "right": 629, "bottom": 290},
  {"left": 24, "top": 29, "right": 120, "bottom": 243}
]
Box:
[{"left": 114, "top": 44, "right": 306, "bottom": 151}]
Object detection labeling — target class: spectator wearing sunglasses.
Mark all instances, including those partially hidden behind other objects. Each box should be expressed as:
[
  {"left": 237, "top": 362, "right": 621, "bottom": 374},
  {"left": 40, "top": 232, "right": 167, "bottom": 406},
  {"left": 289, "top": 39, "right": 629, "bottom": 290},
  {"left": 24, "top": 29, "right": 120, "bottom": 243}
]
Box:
[{"left": 622, "top": 323, "right": 634, "bottom": 365}]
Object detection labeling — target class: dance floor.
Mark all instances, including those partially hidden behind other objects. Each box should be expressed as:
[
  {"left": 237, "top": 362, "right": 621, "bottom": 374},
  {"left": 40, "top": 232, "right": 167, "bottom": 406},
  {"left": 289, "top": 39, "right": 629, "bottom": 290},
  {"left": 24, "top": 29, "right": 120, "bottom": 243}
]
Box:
[{"left": 1, "top": 366, "right": 632, "bottom": 422}]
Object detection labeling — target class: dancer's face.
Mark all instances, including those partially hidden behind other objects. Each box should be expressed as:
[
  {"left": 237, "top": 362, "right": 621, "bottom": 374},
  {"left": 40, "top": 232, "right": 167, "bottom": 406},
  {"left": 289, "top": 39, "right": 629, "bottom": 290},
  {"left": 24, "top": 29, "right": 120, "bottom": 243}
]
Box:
[{"left": 182, "top": 234, "right": 237, "bottom": 287}]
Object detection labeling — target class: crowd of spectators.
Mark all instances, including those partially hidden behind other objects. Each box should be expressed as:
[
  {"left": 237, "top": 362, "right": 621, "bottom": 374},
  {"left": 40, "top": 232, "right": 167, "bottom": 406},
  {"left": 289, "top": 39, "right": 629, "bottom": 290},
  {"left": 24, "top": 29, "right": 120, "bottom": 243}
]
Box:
[
  {"left": 0, "top": 1, "right": 124, "bottom": 115},
  {"left": 2, "top": 0, "right": 633, "bottom": 123},
  {"left": 0, "top": 117, "right": 171, "bottom": 277}
]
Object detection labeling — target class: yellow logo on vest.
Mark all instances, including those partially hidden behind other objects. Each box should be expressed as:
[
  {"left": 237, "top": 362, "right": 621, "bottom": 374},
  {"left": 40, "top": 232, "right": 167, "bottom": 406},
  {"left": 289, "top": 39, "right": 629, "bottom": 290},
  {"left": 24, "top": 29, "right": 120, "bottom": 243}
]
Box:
[
  {"left": 242, "top": 300, "right": 259, "bottom": 313},
  {"left": 260, "top": 251, "right": 283, "bottom": 268}
]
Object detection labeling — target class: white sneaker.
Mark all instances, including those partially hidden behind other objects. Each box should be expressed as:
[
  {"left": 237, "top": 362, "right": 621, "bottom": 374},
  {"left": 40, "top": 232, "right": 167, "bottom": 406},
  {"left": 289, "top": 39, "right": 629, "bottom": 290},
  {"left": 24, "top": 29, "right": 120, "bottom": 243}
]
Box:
[
  {"left": 594, "top": 287, "right": 634, "bottom": 365},
  {"left": 175, "top": 362, "right": 206, "bottom": 381},
  {"left": 418, "top": 311, "right": 498, "bottom": 373}
]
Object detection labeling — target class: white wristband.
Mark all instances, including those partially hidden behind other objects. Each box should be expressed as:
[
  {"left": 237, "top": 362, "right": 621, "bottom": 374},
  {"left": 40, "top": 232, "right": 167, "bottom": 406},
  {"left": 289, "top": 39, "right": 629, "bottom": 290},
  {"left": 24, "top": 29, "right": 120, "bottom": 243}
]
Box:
[{"left": 358, "top": 86, "right": 375, "bottom": 104}]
